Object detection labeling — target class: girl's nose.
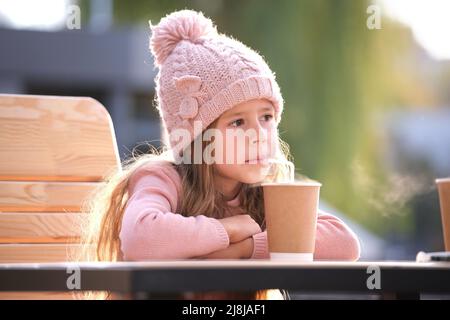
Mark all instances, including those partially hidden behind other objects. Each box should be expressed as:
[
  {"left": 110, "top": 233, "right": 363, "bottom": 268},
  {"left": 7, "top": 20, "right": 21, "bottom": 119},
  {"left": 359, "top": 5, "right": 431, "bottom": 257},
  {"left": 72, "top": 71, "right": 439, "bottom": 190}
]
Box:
[{"left": 248, "top": 120, "right": 267, "bottom": 144}]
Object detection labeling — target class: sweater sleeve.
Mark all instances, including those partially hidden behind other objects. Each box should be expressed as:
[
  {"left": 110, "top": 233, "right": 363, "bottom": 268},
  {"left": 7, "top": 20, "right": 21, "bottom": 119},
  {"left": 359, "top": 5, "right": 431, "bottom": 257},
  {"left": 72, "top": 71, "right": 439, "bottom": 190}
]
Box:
[
  {"left": 119, "top": 163, "right": 230, "bottom": 260},
  {"left": 250, "top": 209, "right": 361, "bottom": 261}
]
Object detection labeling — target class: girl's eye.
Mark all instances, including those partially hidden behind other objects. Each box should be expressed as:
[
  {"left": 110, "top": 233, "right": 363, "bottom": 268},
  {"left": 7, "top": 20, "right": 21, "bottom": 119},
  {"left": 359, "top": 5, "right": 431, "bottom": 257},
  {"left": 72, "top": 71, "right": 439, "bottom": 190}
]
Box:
[
  {"left": 262, "top": 114, "right": 274, "bottom": 121},
  {"left": 230, "top": 119, "right": 244, "bottom": 127}
]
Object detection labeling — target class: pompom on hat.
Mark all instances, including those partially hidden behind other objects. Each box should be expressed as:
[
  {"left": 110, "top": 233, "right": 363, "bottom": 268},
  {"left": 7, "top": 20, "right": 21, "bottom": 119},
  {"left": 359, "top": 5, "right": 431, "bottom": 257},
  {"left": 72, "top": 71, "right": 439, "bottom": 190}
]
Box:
[{"left": 149, "top": 9, "right": 284, "bottom": 159}]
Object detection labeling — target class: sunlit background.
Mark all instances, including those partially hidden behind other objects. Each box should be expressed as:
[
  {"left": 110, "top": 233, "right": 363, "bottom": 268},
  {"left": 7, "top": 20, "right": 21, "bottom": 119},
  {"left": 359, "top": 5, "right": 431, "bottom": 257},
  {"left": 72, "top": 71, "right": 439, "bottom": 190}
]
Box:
[{"left": 1, "top": 0, "right": 450, "bottom": 261}]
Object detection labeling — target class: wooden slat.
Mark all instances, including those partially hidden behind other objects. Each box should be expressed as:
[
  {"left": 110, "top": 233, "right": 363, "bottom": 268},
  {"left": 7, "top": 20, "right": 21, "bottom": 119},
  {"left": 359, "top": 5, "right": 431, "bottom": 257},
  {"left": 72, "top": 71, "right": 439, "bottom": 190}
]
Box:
[
  {"left": 0, "top": 292, "right": 76, "bottom": 300},
  {"left": 0, "top": 244, "right": 85, "bottom": 263},
  {"left": 0, "top": 291, "right": 124, "bottom": 300},
  {"left": 0, "top": 94, "right": 120, "bottom": 181},
  {"left": 0, "top": 238, "right": 79, "bottom": 244},
  {"left": 0, "top": 212, "right": 86, "bottom": 243},
  {"left": 0, "top": 181, "right": 102, "bottom": 212}
]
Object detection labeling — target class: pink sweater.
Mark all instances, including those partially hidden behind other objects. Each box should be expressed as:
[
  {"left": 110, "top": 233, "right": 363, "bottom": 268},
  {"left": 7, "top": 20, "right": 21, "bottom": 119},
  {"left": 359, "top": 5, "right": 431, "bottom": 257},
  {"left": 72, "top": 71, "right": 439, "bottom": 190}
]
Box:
[{"left": 119, "top": 162, "right": 361, "bottom": 261}]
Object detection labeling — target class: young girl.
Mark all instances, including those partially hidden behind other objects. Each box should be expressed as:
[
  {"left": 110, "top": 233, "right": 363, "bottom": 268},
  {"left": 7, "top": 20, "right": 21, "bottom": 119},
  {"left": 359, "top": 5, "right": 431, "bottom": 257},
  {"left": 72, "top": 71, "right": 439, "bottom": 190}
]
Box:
[{"left": 80, "top": 9, "right": 360, "bottom": 300}]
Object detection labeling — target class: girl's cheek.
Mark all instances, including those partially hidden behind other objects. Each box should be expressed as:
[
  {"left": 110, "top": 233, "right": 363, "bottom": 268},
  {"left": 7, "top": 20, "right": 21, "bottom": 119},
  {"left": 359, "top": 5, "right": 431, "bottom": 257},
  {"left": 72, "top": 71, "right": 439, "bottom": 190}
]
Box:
[
  {"left": 223, "top": 132, "right": 246, "bottom": 164},
  {"left": 265, "top": 130, "right": 278, "bottom": 158},
  {"left": 212, "top": 127, "right": 231, "bottom": 164},
  {"left": 213, "top": 132, "right": 240, "bottom": 164}
]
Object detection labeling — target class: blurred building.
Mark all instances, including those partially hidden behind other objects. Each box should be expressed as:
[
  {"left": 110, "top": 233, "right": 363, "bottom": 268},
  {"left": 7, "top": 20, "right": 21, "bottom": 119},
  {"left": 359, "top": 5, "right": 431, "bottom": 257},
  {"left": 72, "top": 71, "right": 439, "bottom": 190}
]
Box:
[
  {"left": 0, "top": 26, "right": 161, "bottom": 161},
  {"left": 383, "top": 108, "right": 450, "bottom": 257},
  {"left": 385, "top": 108, "right": 450, "bottom": 177}
]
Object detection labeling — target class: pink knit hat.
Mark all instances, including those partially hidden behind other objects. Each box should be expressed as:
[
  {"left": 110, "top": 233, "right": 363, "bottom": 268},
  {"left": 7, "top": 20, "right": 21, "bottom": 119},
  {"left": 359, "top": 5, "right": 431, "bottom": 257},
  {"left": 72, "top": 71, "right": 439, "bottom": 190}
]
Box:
[{"left": 149, "top": 9, "right": 284, "bottom": 159}]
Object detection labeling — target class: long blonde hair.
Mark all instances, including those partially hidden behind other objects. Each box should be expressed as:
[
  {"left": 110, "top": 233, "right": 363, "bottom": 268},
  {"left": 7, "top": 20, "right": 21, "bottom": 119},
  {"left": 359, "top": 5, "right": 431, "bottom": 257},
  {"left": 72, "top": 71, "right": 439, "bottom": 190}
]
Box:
[{"left": 76, "top": 119, "right": 294, "bottom": 299}]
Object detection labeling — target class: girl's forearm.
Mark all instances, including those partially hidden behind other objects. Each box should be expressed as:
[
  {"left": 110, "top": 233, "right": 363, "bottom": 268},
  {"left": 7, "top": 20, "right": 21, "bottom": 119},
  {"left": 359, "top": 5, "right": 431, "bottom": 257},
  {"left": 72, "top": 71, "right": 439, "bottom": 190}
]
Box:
[{"left": 197, "top": 237, "right": 254, "bottom": 259}]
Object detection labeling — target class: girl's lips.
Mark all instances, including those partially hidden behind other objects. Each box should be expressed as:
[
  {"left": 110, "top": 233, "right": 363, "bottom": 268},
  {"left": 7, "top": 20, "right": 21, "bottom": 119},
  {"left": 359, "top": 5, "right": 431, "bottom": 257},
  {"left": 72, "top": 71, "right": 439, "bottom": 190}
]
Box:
[{"left": 245, "top": 157, "right": 269, "bottom": 164}]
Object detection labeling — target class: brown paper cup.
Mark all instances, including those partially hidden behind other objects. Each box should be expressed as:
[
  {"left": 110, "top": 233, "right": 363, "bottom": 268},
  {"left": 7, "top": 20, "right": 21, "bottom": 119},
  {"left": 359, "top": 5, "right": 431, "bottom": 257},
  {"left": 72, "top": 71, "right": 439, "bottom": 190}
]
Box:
[
  {"left": 436, "top": 178, "right": 450, "bottom": 251},
  {"left": 262, "top": 181, "right": 321, "bottom": 261}
]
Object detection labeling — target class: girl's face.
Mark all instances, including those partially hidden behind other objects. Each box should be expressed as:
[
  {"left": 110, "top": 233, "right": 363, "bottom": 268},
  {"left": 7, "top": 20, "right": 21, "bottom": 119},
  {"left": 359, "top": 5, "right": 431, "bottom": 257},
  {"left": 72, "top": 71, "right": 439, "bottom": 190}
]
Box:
[{"left": 212, "top": 98, "right": 278, "bottom": 184}]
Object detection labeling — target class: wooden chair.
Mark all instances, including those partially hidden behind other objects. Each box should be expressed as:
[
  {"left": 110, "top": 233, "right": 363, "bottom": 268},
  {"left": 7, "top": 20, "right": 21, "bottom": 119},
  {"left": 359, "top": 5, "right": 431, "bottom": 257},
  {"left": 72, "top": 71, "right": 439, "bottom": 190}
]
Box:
[{"left": 0, "top": 94, "right": 121, "bottom": 299}]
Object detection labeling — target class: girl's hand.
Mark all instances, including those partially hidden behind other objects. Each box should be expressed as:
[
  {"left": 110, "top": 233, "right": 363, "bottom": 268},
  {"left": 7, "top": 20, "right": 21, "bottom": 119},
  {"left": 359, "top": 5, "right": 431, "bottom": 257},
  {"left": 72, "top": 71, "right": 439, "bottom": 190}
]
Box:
[
  {"left": 197, "top": 237, "right": 254, "bottom": 259},
  {"left": 218, "top": 215, "right": 261, "bottom": 243}
]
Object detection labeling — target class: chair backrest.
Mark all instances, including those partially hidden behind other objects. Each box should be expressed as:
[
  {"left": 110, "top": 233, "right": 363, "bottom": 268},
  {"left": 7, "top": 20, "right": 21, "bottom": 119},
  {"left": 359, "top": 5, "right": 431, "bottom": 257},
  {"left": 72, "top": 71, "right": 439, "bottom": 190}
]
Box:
[{"left": 0, "top": 94, "right": 121, "bottom": 263}]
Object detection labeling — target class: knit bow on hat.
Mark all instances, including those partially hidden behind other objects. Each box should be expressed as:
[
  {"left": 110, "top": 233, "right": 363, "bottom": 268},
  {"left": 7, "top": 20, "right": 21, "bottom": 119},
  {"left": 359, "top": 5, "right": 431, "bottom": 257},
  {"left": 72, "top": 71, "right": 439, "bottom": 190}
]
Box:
[{"left": 174, "top": 75, "right": 203, "bottom": 123}]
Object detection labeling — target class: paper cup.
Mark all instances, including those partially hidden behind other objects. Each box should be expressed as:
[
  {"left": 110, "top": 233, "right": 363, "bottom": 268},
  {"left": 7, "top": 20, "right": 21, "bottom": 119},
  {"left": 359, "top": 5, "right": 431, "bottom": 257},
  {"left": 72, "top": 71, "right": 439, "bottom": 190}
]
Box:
[
  {"left": 436, "top": 178, "right": 450, "bottom": 251},
  {"left": 262, "top": 181, "right": 321, "bottom": 261}
]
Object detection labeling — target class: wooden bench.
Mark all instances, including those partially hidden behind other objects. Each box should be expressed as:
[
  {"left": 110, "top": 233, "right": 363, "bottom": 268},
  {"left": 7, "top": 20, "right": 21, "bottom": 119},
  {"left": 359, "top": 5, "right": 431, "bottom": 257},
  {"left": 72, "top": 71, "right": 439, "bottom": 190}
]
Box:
[{"left": 0, "top": 94, "right": 121, "bottom": 299}]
